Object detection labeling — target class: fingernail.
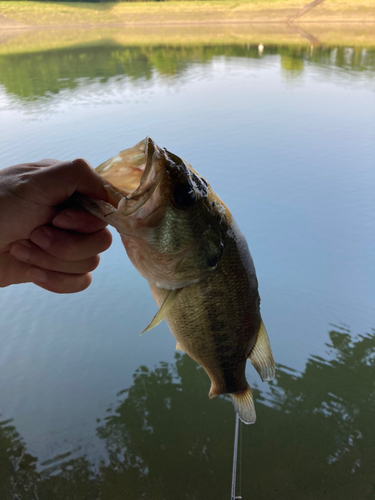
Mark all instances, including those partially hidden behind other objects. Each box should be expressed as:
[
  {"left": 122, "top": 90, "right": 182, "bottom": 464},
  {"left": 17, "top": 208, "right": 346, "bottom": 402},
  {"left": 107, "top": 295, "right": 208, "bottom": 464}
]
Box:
[
  {"left": 31, "top": 227, "right": 52, "bottom": 250},
  {"left": 11, "top": 242, "right": 31, "bottom": 261},
  {"left": 53, "top": 211, "right": 78, "bottom": 231},
  {"left": 28, "top": 268, "right": 48, "bottom": 284}
]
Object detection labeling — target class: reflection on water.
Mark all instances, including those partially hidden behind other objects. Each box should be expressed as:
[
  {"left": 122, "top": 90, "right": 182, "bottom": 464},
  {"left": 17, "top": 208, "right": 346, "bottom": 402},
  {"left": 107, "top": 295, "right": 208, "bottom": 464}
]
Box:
[
  {"left": 0, "top": 44, "right": 374, "bottom": 102},
  {"left": 1, "top": 325, "right": 374, "bottom": 500}
]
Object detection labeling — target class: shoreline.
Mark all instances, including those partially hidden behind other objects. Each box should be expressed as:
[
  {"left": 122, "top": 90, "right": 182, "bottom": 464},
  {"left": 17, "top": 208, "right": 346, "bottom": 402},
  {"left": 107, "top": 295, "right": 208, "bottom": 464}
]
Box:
[{"left": 1, "top": 24, "right": 374, "bottom": 56}]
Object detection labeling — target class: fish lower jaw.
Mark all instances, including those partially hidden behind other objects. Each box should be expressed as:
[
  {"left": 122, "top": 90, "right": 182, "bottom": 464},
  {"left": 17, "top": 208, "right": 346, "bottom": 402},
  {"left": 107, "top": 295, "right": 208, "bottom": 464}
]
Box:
[
  {"left": 152, "top": 281, "right": 183, "bottom": 291},
  {"left": 150, "top": 277, "right": 201, "bottom": 290}
]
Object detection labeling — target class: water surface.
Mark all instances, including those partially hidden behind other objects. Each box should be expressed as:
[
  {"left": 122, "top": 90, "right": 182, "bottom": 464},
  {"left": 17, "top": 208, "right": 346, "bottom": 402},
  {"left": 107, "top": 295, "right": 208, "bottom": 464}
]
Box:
[{"left": 0, "top": 27, "right": 374, "bottom": 499}]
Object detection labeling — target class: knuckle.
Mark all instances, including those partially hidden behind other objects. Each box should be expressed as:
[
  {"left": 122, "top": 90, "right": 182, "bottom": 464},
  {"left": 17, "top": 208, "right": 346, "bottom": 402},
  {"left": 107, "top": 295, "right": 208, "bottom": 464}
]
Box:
[
  {"left": 49, "top": 233, "right": 76, "bottom": 261},
  {"left": 72, "top": 256, "right": 99, "bottom": 274},
  {"left": 88, "top": 255, "right": 100, "bottom": 272},
  {"left": 72, "top": 273, "right": 91, "bottom": 292},
  {"left": 50, "top": 272, "right": 91, "bottom": 294},
  {"left": 60, "top": 245, "right": 75, "bottom": 261},
  {"left": 72, "top": 158, "right": 91, "bottom": 172},
  {"left": 98, "top": 228, "right": 112, "bottom": 251}
]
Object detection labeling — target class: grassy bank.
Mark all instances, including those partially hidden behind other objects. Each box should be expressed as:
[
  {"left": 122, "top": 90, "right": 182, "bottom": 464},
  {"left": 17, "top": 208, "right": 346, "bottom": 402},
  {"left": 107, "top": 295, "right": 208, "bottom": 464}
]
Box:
[
  {"left": 1, "top": 23, "right": 375, "bottom": 57},
  {"left": 0, "top": 1, "right": 374, "bottom": 28}
]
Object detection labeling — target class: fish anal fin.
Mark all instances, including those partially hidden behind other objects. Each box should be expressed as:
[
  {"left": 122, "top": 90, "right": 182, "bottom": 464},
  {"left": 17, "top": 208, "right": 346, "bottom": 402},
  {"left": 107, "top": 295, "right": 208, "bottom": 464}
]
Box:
[
  {"left": 208, "top": 384, "right": 220, "bottom": 400},
  {"left": 175, "top": 342, "right": 184, "bottom": 352},
  {"left": 249, "top": 319, "right": 275, "bottom": 382},
  {"left": 230, "top": 385, "right": 256, "bottom": 425},
  {"left": 141, "top": 289, "right": 180, "bottom": 335}
]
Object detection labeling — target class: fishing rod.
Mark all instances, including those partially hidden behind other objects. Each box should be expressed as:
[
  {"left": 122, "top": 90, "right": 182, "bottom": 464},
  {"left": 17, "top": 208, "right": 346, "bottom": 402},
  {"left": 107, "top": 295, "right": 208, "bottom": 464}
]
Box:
[{"left": 231, "top": 412, "right": 242, "bottom": 500}]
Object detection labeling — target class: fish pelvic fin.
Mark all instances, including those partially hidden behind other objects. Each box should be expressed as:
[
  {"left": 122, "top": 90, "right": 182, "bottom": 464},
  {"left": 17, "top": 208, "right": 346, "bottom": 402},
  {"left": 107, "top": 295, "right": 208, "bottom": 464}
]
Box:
[
  {"left": 230, "top": 385, "right": 256, "bottom": 425},
  {"left": 249, "top": 319, "right": 275, "bottom": 382},
  {"left": 141, "top": 289, "right": 180, "bottom": 334},
  {"left": 175, "top": 342, "right": 184, "bottom": 352}
]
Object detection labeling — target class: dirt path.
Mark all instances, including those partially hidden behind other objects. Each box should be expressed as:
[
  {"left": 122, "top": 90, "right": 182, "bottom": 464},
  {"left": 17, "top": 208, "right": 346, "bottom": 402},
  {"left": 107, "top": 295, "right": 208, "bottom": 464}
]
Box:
[
  {"left": 286, "top": 0, "right": 326, "bottom": 22},
  {"left": 0, "top": 0, "right": 374, "bottom": 30}
]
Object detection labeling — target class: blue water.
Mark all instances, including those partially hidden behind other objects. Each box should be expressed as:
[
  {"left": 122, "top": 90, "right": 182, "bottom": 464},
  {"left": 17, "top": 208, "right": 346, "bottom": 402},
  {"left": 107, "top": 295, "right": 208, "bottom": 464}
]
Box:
[{"left": 0, "top": 39, "right": 374, "bottom": 499}]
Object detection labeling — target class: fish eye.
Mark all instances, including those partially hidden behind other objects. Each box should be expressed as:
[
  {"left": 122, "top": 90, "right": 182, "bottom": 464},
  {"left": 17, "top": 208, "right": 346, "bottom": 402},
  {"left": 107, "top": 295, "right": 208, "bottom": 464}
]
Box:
[{"left": 171, "top": 183, "right": 196, "bottom": 210}]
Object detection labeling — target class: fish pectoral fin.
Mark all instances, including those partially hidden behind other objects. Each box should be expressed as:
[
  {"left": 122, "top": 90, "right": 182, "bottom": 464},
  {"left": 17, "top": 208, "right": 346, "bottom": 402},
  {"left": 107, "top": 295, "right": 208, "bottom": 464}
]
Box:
[
  {"left": 248, "top": 319, "right": 275, "bottom": 382},
  {"left": 230, "top": 385, "right": 256, "bottom": 425},
  {"left": 141, "top": 289, "right": 180, "bottom": 335},
  {"left": 175, "top": 342, "right": 184, "bottom": 352}
]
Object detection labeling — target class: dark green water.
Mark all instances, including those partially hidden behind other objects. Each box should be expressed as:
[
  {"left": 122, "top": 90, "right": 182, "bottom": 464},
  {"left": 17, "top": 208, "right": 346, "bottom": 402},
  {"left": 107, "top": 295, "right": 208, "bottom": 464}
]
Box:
[
  {"left": 2, "top": 326, "right": 375, "bottom": 499},
  {"left": 0, "top": 33, "right": 374, "bottom": 500}
]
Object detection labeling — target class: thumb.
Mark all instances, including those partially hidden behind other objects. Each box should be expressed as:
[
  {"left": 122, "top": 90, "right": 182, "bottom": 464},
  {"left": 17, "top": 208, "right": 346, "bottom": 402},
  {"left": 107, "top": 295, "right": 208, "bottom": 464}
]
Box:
[{"left": 32, "top": 158, "right": 109, "bottom": 207}]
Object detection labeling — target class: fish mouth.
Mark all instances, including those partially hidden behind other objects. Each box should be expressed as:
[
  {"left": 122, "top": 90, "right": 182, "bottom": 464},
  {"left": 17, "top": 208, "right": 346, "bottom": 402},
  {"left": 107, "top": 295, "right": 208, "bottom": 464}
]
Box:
[{"left": 96, "top": 137, "right": 163, "bottom": 216}]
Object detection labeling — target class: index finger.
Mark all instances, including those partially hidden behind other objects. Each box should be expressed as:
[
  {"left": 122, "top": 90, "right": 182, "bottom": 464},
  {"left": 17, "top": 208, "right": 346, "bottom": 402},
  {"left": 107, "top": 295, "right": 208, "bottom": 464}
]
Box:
[{"left": 52, "top": 207, "right": 108, "bottom": 233}]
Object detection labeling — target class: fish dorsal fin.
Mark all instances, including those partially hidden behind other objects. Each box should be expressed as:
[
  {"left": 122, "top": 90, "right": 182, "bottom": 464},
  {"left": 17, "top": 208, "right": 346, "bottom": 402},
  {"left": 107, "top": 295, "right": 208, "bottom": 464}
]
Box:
[
  {"left": 230, "top": 384, "right": 256, "bottom": 425},
  {"left": 175, "top": 342, "right": 184, "bottom": 352},
  {"left": 141, "top": 289, "right": 180, "bottom": 334},
  {"left": 248, "top": 319, "right": 275, "bottom": 382}
]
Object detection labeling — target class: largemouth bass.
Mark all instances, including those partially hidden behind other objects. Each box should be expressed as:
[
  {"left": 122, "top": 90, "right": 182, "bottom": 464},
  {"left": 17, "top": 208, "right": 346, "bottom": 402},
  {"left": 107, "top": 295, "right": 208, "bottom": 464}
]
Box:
[{"left": 80, "top": 137, "right": 275, "bottom": 424}]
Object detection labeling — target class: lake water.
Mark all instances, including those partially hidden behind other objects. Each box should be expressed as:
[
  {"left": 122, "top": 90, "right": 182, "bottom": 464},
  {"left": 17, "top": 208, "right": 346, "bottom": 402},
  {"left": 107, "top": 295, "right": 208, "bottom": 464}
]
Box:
[{"left": 0, "top": 27, "right": 374, "bottom": 499}]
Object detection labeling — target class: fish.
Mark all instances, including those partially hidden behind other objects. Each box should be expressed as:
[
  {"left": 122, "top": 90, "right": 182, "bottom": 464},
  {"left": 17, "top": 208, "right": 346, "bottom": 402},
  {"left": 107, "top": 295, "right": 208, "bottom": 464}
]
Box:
[{"left": 80, "top": 137, "right": 275, "bottom": 424}]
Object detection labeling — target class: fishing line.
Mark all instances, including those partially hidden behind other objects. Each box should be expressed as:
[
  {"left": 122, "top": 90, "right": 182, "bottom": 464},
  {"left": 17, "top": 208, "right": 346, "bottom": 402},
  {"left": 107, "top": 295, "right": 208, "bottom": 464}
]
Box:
[
  {"left": 230, "top": 412, "right": 242, "bottom": 500},
  {"left": 239, "top": 414, "right": 242, "bottom": 499}
]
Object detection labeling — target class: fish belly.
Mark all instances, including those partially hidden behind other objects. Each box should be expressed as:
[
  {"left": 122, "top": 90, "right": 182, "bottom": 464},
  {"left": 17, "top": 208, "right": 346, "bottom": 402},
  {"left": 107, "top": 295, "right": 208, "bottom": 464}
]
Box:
[{"left": 148, "top": 251, "right": 260, "bottom": 397}]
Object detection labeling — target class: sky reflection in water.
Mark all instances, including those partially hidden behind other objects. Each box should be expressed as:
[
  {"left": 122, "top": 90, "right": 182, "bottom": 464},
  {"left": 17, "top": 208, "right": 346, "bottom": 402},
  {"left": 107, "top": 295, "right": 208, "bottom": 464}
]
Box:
[{"left": 0, "top": 34, "right": 374, "bottom": 499}]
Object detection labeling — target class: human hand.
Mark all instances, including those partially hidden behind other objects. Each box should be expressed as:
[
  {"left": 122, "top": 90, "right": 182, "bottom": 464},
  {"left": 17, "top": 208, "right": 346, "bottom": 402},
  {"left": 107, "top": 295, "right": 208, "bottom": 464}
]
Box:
[{"left": 0, "top": 159, "right": 112, "bottom": 293}]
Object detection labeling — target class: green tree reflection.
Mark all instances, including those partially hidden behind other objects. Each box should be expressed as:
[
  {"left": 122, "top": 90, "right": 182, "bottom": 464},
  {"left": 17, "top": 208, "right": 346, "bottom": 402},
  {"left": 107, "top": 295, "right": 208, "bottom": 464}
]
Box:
[
  {"left": 0, "top": 418, "right": 38, "bottom": 500},
  {"left": 96, "top": 355, "right": 235, "bottom": 499},
  {"left": 0, "top": 325, "right": 374, "bottom": 499},
  {"left": 0, "top": 45, "right": 374, "bottom": 102},
  {"left": 280, "top": 47, "right": 305, "bottom": 75},
  {"left": 248, "top": 325, "right": 375, "bottom": 499}
]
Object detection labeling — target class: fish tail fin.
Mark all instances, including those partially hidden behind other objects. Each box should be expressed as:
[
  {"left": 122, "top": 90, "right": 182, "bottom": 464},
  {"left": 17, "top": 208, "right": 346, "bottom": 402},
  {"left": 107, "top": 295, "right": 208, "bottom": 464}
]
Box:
[
  {"left": 230, "top": 384, "right": 256, "bottom": 425},
  {"left": 249, "top": 319, "right": 275, "bottom": 382}
]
